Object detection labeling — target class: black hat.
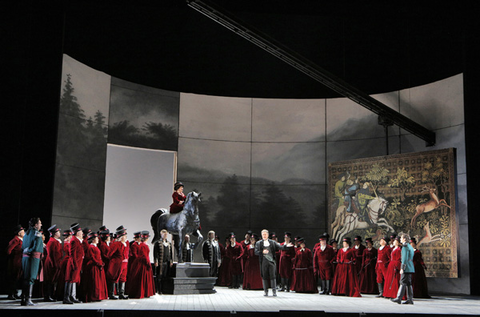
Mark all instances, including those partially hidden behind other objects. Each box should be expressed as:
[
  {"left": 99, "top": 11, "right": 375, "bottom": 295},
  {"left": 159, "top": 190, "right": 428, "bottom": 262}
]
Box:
[
  {"left": 252, "top": 233, "right": 259, "bottom": 240},
  {"left": 410, "top": 237, "right": 417, "bottom": 244},
  {"left": 284, "top": 231, "right": 292, "bottom": 237},
  {"left": 380, "top": 236, "right": 390, "bottom": 243},
  {"left": 329, "top": 239, "right": 337, "bottom": 245},
  {"left": 141, "top": 230, "right": 150, "bottom": 238},
  {"left": 83, "top": 227, "right": 92, "bottom": 235},
  {"left": 87, "top": 232, "right": 98, "bottom": 242},
  {"left": 394, "top": 236, "right": 401, "bottom": 242},
  {"left": 174, "top": 181, "right": 184, "bottom": 190},
  {"left": 270, "top": 232, "right": 277, "bottom": 239},
  {"left": 63, "top": 229, "right": 73, "bottom": 237},
  {"left": 116, "top": 225, "right": 126, "bottom": 232},
  {"left": 245, "top": 230, "right": 253, "bottom": 235},
  {"left": 14, "top": 224, "right": 24, "bottom": 234},
  {"left": 297, "top": 237, "right": 305, "bottom": 244},
  {"left": 389, "top": 233, "right": 397, "bottom": 240},
  {"left": 70, "top": 223, "right": 82, "bottom": 233},
  {"left": 320, "top": 232, "right": 330, "bottom": 240},
  {"left": 365, "top": 237, "right": 373, "bottom": 244},
  {"left": 354, "top": 236, "right": 362, "bottom": 242},
  {"left": 100, "top": 229, "right": 110, "bottom": 236},
  {"left": 116, "top": 229, "right": 127, "bottom": 237},
  {"left": 48, "top": 225, "right": 61, "bottom": 236},
  {"left": 319, "top": 235, "right": 328, "bottom": 241},
  {"left": 229, "top": 232, "right": 235, "bottom": 238},
  {"left": 343, "top": 237, "right": 352, "bottom": 245},
  {"left": 133, "top": 231, "right": 142, "bottom": 238},
  {"left": 98, "top": 225, "right": 107, "bottom": 232}
]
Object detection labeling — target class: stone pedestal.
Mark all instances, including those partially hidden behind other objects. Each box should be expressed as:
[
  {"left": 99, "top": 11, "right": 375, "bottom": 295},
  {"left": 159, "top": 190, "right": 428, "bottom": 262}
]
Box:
[{"left": 173, "top": 262, "right": 217, "bottom": 295}]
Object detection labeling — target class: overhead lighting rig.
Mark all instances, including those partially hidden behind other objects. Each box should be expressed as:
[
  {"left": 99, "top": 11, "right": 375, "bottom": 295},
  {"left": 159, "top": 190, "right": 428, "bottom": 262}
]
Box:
[{"left": 186, "top": 0, "right": 435, "bottom": 147}]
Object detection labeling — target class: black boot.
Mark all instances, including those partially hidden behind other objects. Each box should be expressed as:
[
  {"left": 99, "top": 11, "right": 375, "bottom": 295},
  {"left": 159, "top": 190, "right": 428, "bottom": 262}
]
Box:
[
  {"left": 44, "top": 283, "right": 55, "bottom": 302},
  {"left": 319, "top": 280, "right": 326, "bottom": 294},
  {"left": 156, "top": 278, "right": 162, "bottom": 295},
  {"left": 285, "top": 278, "right": 291, "bottom": 292},
  {"left": 70, "top": 283, "right": 82, "bottom": 303},
  {"left": 118, "top": 282, "right": 129, "bottom": 299},
  {"left": 376, "top": 283, "right": 384, "bottom": 298},
  {"left": 391, "top": 285, "right": 406, "bottom": 304},
  {"left": 108, "top": 283, "right": 119, "bottom": 300},
  {"left": 325, "top": 280, "right": 331, "bottom": 295},
  {"left": 280, "top": 278, "right": 285, "bottom": 291},
  {"left": 22, "top": 283, "right": 36, "bottom": 306},
  {"left": 63, "top": 283, "right": 73, "bottom": 304},
  {"left": 402, "top": 285, "right": 414, "bottom": 305},
  {"left": 262, "top": 280, "right": 268, "bottom": 296},
  {"left": 270, "top": 279, "right": 277, "bottom": 296}
]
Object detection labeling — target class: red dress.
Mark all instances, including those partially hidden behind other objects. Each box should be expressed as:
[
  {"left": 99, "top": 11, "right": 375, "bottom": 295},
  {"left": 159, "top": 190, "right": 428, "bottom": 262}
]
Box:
[
  {"left": 107, "top": 241, "right": 129, "bottom": 283},
  {"left": 65, "top": 237, "right": 84, "bottom": 283},
  {"left": 169, "top": 192, "right": 185, "bottom": 214},
  {"left": 279, "top": 242, "right": 296, "bottom": 279},
  {"left": 126, "top": 242, "right": 155, "bottom": 298},
  {"left": 359, "top": 247, "right": 378, "bottom": 294},
  {"left": 217, "top": 243, "right": 231, "bottom": 286},
  {"left": 226, "top": 242, "right": 242, "bottom": 276},
  {"left": 331, "top": 247, "right": 361, "bottom": 297},
  {"left": 127, "top": 241, "right": 139, "bottom": 281},
  {"left": 239, "top": 245, "right": 262, "bottom": 290},
  {"left": 44, "top": 238, "right": 62, "bottom": 283},
  {"left": 412, "top": 249, "right": 429, "bottom": 298},
  {"left": 376, "top": 245, "right": 391, "bottom": 284},
  {"left": 6, "top": 236, "right": 23, "bottom": 281},
  {"left": 84, "top": 244, "right": 108, "bottom": 302},
  {"left": 313, "top": 245, "right": 335, "bottom": 281},
  {"left": 291, "top": 248, "right": 317, "bottom": 293},
  {"left": 383, "top": 246, "right": 402, "bottom": 298}
]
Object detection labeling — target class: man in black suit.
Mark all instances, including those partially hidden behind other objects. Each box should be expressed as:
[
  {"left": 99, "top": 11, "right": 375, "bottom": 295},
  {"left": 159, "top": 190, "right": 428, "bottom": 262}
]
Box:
[{"left": 255, "top": 229, "right": 293, "bottom": 296}]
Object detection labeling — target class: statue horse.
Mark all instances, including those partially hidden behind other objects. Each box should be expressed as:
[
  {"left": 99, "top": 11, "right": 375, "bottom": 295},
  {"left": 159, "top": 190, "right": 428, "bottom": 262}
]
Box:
[
  {"left": 150, "top": 191, "right": 203, "bottom": 263},
  {"left": 334, "top": 196, "right": 393, "bottom": 242}
]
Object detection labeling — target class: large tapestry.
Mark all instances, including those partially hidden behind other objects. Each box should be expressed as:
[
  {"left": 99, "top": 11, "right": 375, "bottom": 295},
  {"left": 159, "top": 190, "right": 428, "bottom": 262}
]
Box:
[{"left": 328, "top": 148, "right": 457, "bottom": 278}]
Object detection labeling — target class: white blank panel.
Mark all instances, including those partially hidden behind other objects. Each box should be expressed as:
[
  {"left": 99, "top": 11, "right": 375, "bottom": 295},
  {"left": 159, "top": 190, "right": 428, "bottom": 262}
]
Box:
[{"left": 103, "top": 144, "right": 175, "bottom": 261}]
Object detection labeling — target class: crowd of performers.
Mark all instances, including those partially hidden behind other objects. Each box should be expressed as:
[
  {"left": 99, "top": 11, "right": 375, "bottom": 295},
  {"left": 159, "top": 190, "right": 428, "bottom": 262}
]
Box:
[
  {"left": 6, "top": 217, "right": 429, "bottom": 306},
  {"left": 205, "top": 230, "right": 429, "bottom": 301}
]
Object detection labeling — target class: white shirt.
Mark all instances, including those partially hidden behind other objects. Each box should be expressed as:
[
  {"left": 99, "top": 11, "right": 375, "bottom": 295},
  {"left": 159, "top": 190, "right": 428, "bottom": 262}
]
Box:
[{"left": 263, "top": 239, "right": 270, "bottom": 247}]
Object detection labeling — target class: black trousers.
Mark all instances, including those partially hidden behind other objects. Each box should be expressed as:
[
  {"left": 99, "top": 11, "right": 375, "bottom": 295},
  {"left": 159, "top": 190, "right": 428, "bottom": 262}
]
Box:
[
  {"left": 261, "top": 259, "right": 276, "bottom": 281},
  {"left": 400, "top": 273, "right": 413, "bottom": 286}
]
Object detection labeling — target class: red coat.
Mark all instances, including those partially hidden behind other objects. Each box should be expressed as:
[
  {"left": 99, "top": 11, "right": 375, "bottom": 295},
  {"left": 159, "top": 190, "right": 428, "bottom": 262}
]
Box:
[
  {"left": 6, "top": 236, "right": 23, "bottom": 280},
  {"left": 217, "top": 243, "right": 231, "bottom": 286},
  {"left": 238, "top": 245, "right": 262, "bottom": 290},
  {"left": 383, "top": 246, "right": 402, "bottom": 298},
  {"left": 126, "top": 242, "right": 155, "bottom": 298},
  {"left": 331, "top": 247, "right": 361, "bottom": 297},
  {"left": 56, "top": 241, "right": 70, "bottom": 298},
  {"left": 291, "top": 248, "right": 317, "bottom": 293},
  {"left": 169, "top": 192, "right": 186, "bottom": 213},
  {"left": 84, "top": 244, "right": 108, "bottom": 302},
  {"left": 107, "top": 240, "right": 129, "bottom": 283},
  {"left": 44, "top": 238, "right": 63, "bottom": 283},
  {"left": 98, "top": 240, "right": 110, "bottom": 272},
  {"left": 226, "top": 242, "right": 242, "bottom": 275},
  {"left": 412, "top": 249, "right": 429, "bottom": 298},
  {"left": 376, "top": 245, "right": 391, "bottom": 284},
  {"left": 65, "top": 236, "right": 84, "bottom": 283},
  {"left": 127, "top": 241, "right": 139, "bottom": 280},
  {"left": 353, "top": 244, "right": 366, "bottom": 273},
  {"left": 279, "top": 242, "right": 296, "bottom": 279},
  {"left": 359, "top": 247, "right": 378, "bottom": 294},
  {"left": 313, "top": 244, "right": 335, "bottom": 280}
]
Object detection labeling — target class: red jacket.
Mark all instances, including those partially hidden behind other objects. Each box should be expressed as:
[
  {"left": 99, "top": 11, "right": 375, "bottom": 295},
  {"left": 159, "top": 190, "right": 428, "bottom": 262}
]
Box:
[
  {"left": 44, "top": 238, "right": 63, "bottom": 283},
  {"left": 313, "top": 244, "right": 335, "bottom": 280},
  {"left": 66, "top": 236, "right": 84, "bottom": 283},
  {"left": 107, "top": 240, "right": 129, "bottom": 283},
  {"left": 6, "top": 236, "right": 23, "bottom": 279},
  {"left": 169, "top": 192, "right": 186, "bottom": 213}
]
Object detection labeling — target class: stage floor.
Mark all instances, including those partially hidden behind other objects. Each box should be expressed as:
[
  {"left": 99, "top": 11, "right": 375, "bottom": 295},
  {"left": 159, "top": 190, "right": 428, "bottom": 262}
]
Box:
[{"left": 1, "top": 287, "right": 479, "bottom": 316}]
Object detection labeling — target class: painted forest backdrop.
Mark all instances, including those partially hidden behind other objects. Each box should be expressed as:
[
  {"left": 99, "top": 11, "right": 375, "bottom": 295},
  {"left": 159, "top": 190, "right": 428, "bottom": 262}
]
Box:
[{"left": 52, "top": 54, "right": 469, "bottom": 294}]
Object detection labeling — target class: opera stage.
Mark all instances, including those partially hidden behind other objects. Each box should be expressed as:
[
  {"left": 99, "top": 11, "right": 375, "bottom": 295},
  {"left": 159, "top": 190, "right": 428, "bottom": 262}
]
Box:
[{"left": 1, "top": 287, "right": 479, "bottom": 317}]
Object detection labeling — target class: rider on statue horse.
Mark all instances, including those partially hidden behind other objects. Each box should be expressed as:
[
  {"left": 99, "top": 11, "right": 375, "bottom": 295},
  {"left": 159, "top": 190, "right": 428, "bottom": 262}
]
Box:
[{"left": 170, "top": 182, "right": 186, "bottom": 214}]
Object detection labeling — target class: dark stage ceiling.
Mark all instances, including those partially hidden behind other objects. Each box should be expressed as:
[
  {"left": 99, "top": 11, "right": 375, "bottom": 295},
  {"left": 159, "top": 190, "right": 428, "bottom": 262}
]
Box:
[{"left": 57, "top": 0, "right": 479, "bottom": 98}]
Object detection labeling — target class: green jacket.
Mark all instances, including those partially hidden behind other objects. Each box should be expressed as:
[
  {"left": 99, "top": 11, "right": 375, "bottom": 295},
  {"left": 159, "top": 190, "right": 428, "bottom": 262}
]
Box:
[
  {"left": 22, "top": 228, "right": 43, "bottom": 253},
  {"left": 401, "top": 242, "right": 415, "bottom": 273}
]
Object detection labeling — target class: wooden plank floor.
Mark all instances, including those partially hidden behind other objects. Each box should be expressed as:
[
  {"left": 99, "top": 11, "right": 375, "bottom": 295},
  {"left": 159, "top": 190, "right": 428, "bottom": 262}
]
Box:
[{"left": 1, "top": 287, "right": 479, "bottom": 315}]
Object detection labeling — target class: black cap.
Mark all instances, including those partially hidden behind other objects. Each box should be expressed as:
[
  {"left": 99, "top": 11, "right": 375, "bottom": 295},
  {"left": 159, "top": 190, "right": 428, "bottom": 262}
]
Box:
[
  {"left": 14, "top": 224, "right": 24, "bottom": 234},
  {"left": 354, "top": 236, "right": 362, "bottom": 242},
  {"left": 70, "top": 223, "right": 82, "bottom": 233},
  {"left": 48, "top": 225, "right": 61, "bottom": 235},
  {"left": 133, "top": 231, "right": 141, "bottom": 238},
  {"left": 141, "top": 230, "right": 150, "bottom": 238},
  {"left": 174, "top": 181, "right": 184, "bottom": 190},
  {"left": 365, "top": 237, "right": 373, "bottom": 244},
  {"left": 284, "top": 231, "right": 292, "bottom": 237},
  {"left": 87, "top": 232, "right": 98, "bottom": 242}
]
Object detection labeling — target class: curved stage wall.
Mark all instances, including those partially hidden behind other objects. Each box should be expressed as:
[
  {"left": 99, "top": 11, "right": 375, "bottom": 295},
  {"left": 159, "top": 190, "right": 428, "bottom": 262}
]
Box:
[{"left": 52, "top": 54, "right": 469, "bottom": 294}]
